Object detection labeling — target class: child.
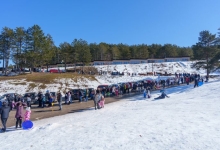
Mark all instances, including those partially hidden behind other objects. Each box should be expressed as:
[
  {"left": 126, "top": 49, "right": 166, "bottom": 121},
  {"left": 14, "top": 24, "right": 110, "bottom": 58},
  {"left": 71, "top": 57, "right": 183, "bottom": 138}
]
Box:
[
  {"left": 115, "top": 88, "right": 119, "bottom": 96},
  {"left": 99, "top": 95, "right": 105, "bottom": 108},
  {"left": 42, "top": 95, "right": 46, "bottom": 108},
  {"left": 24, "top": 107, "right": 31, "bottom": 121},
  {"left": 147, "top": 86, "right": 151, "bottom": 98},
  {"left": 143, "top": 89, "right": 147, "bottom": 98},
  {"left": 48, "top": 95, "right": 53, "bottom": 107}
]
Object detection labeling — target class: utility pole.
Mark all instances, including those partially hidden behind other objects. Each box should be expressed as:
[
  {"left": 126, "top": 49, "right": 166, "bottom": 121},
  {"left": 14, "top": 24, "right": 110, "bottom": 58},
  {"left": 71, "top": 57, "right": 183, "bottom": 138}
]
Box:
[{"left": 152, "top": 61, "right": 154, "bottom": 76}]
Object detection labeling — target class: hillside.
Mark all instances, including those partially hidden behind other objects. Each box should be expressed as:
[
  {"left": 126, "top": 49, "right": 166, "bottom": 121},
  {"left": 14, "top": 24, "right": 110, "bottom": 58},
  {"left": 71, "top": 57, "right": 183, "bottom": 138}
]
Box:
[
  {"left": 1, "top": 76, "right": 220, "bottom": 150},
  {"left": 0, "top": 61, "right": 219, "bottom": 95}
]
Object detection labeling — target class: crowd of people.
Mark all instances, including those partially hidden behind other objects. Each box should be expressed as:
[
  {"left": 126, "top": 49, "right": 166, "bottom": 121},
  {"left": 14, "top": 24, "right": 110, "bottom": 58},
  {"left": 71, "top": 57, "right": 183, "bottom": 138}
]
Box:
[{"left": 0, "top": 73, "right": 206, "bottom": 133}]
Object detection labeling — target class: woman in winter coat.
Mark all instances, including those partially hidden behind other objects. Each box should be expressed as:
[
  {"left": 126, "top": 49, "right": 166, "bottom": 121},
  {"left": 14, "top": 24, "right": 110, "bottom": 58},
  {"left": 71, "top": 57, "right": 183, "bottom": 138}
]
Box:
[{"left": 15, "top": 100, "right": 26, "bottom": 129}]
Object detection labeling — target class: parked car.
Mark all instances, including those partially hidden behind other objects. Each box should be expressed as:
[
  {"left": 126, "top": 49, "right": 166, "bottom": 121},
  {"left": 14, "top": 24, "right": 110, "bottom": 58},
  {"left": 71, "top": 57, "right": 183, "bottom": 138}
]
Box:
[
  {"left": 81, "top": 88, "right": 94, "bottom": 100},
  {"left": 70, "top": 89, "right": 81, "bottom": 100},
  {"left": 49, "top": 69, "right": 65, "bottom": 73},
  {"left": 110, "top": 84, "right": 120, "bottom": 89},
  {"left": 23, "top": 92, "right": 38, "bottom": 104},
  {"left": 97, "top": 85, "right": 110, "bottom": 90},
  {"left": 0, "top": 93, "right": 20, "bottom": 101}
]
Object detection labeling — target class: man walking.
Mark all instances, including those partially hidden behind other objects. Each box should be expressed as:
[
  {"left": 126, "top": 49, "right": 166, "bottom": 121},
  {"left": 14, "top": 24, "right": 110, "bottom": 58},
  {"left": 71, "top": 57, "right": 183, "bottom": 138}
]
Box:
[
  {"left": 0, "top": 101, "right": 11, "bottom": 133},
  {"left": 57, "top": 92, "right": 62, "bottom": 110}
]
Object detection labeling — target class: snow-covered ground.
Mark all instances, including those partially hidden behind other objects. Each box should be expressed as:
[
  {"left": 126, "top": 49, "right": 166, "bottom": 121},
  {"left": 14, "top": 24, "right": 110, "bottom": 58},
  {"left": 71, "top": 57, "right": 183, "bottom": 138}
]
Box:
[
  {"left": 1, "top": 60, "right": 220, "bottom": 96},
  {"left": 2, "top": 61, "right": 219, "bottom": 96},
  {"left": 1, "top": 78, "right": 220, "bottom": 150}
]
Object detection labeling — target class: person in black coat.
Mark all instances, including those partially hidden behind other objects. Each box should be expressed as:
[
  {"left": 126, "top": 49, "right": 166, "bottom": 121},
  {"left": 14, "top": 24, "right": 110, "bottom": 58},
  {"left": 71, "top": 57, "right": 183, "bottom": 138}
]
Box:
[
  {"left": 154, "top": 91, "right": 170, "bottom": 100},
  {"left": 0, "top": 101, "right": 11, "bottom": 132},
  {"left": 6, "top": 95, "right": 13, "bottom": 110},
  {"left": 38, "top": 92, "right": 43, "bottom": 107}
]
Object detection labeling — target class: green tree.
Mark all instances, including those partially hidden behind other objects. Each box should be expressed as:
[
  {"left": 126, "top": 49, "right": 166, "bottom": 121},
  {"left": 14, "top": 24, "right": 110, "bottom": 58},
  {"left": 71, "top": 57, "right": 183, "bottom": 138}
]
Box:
[
  {"left": 157, "top": 44, "right": 178, "bottom": 58},
  {"left": 72, "top": 39, "right": 91, "bottom": 66},
  {"left": 89, "top": 43, "right": 99, "bottom": 61},
  {"left": 148, "top": 44, "right": 162, "bottom": 58},
  {"left": 109, "top": 44, "right": 120, "bottom": 59},
  {"left": 136, "top": 44, "right": 149, "bottom": 59},
  {"left": 192, "top": 30, "right": 218, "bottom": 76},
  {"left": 59, "top": 42, "right": 72, "bottom": 71},
  {"left": 129, "top": 45, "right": 137, "bottom": 59},
  {"left": 117, "top": 44, "right": 130, "bottom": 59},
  {"left": 41, "top": 34, "right": 55, "bottom": 71},
  {"left": 25, "top": 25, "right": 46, "bottom": 70},
  {"left": 98, "top": 42, "right": 109, "bottom": 60},
  {"left": 0, "top": 27, "right": 14, "bottom": 74},
  {"left": 12, "top": 27, "right": 26, "bottom": 70},
  {"left": 177, "top": 47, "right": 193, "bottom": 58}
]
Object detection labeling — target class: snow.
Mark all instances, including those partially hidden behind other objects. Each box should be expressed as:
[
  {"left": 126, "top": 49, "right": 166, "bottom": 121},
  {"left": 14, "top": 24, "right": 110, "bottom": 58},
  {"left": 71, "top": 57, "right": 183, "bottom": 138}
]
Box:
[
  {"left": 0, "top": 61, "right": 212, "bottom": 96},
  {"left": 1, "top": 78, "right": 220, "bottom": 150}
]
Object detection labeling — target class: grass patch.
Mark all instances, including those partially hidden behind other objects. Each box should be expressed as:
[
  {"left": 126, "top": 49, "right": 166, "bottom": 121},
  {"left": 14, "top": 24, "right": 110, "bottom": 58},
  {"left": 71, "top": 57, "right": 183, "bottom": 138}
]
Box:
[
  {"left": 0, "top": 73, "right": 97, "bottom": 84},
  {"left": 28, "top": 83, "right": 37, "bottom": 91},
  {"left": 39, "top": 84, "right": 47, "bottom": 89}
]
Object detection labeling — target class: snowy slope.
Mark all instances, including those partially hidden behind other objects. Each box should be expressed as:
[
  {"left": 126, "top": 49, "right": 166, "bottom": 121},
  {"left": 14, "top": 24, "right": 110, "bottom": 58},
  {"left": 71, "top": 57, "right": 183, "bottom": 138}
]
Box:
[
  {"left": 1, "top": 61, "right": 219, "bottom": 96},
  {"left": 1, "top": 79, "right": 220, "bottom": 150},
  {"left": 94, "top": 61, "right": 206, "bottom": 74}
]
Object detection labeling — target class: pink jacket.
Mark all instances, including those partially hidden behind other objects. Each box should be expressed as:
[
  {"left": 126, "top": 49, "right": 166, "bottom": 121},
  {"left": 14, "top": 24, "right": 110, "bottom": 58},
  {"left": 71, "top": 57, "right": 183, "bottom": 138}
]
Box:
[
  {"left": 24, "top": 110, "right": 31, "bottom": 121},
  {"left": 99, "top": 96, "right": 105, "bottom": 108}
]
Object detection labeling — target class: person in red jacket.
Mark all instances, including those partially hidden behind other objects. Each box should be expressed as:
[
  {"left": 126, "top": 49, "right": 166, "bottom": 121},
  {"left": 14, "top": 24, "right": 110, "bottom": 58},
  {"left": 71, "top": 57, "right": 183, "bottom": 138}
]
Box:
[{"left": 185, "top": 76, "right": 190, "bottom": 85}]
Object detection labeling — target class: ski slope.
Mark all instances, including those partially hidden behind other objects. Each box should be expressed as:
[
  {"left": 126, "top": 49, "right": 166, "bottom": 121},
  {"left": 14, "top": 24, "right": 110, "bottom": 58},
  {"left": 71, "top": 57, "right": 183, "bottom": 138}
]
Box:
[{"left": 0, "top": 79, "right": 220, "bottom": 150}]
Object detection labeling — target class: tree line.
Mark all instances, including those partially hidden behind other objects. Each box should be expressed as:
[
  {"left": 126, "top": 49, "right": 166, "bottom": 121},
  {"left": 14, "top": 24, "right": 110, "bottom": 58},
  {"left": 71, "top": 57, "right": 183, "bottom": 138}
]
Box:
[{"left": 0, "top": 24, "right": 220, "bottom": 76}]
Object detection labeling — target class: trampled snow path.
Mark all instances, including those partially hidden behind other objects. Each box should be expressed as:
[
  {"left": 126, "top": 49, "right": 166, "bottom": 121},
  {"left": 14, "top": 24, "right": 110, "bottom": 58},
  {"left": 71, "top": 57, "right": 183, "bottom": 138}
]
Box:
[{"left": 1, "top": 80, "right": 220, "bottom": 150}]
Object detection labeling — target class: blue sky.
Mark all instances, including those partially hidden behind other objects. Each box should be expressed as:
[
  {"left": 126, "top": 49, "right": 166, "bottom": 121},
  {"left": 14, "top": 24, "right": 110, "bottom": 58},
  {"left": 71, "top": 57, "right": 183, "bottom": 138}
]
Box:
[{"left": 0, "top": 0, "right": 220, "bottom": 48}]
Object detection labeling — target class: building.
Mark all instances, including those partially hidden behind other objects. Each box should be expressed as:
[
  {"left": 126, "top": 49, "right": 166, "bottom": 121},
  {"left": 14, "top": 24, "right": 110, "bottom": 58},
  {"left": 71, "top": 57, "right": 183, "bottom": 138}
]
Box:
[
  {"left": 147, "top": 59, "right": 165, "bottom": 63},
  {"left": 165, "top": 57, "right": 190, "bottom": 62},
  {"left": 130, "top": 59, "right": 148, "bottom": 64},
  {"left": 42, "top": 57, "right": 190, "bottom": 68},
  {"left": 93, "top": 60, "right": 112, "bottom": 65},
  {"left": 112, "top": 59, "right": 130, "bottom": 65}
]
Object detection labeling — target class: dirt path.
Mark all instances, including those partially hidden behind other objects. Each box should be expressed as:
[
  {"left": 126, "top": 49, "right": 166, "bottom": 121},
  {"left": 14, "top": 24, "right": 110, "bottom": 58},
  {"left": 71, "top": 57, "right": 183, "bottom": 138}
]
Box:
[{"left": 5, "top": 94, "right": 137, "bottom": 128}]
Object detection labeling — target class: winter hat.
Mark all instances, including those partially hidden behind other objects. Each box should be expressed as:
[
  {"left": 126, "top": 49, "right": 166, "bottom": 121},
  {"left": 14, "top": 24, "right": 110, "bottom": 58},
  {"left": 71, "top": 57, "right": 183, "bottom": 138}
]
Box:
[{"left": 26, "top": 107, "right": 31, "bottom": 111}]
